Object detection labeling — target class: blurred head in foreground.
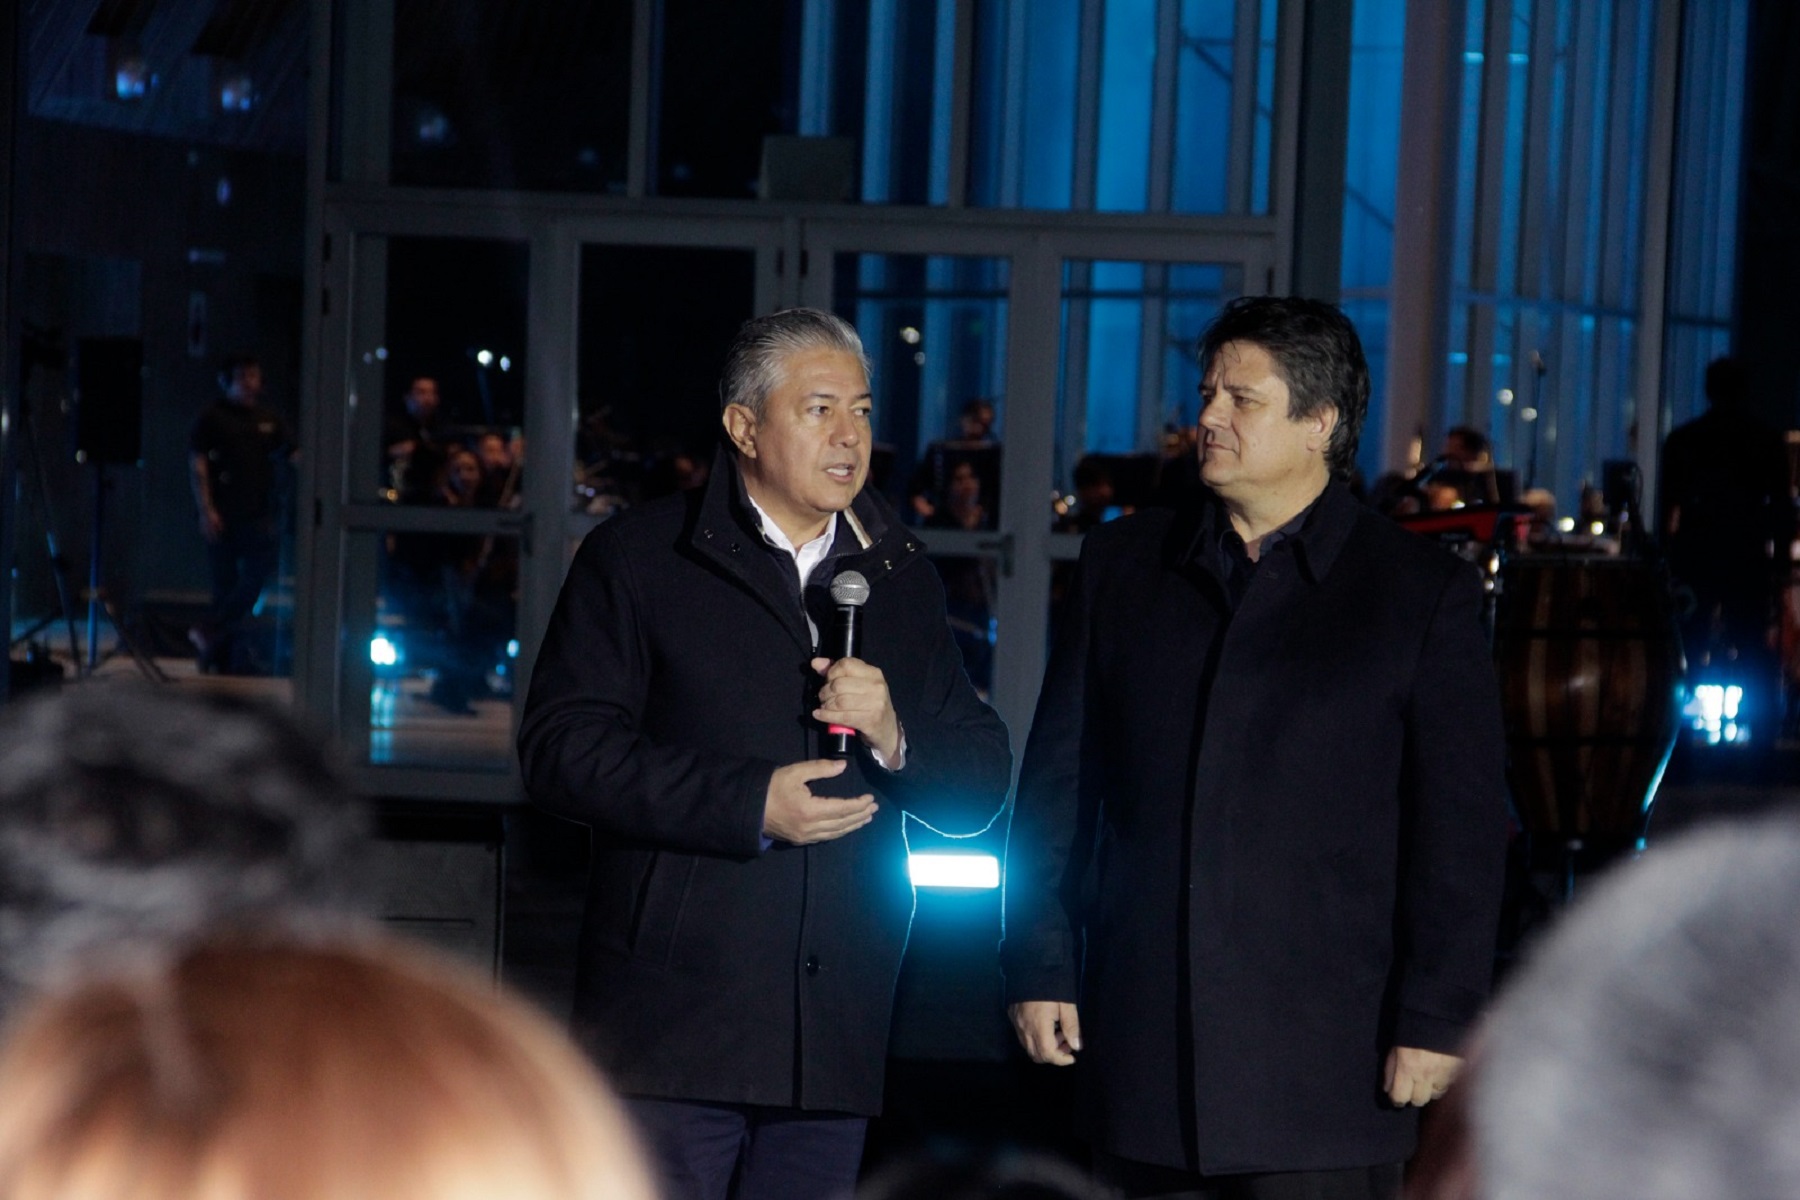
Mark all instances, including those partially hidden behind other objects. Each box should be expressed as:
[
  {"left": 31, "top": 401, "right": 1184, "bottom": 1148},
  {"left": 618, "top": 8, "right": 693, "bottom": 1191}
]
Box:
[
  {"left": 0, "top": 684, "right": 369, "bottom": 1014},
  {"left": 0, "top": 934, "right": 659, "bottom": 1200},
  {"left": 1473, "top": 816, "right": 1800, "bottom": 1200}
]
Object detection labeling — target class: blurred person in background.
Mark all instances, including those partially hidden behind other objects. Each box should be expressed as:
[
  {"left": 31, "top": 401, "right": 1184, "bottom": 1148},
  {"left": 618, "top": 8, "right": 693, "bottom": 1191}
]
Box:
[
  {"left": 0, "top": 684, "right": 369, "bottom": 1019},
  {"left": 0, "top": 933, "right": 659, "bottom": 1200},
  {"left": 1474, "top": 816, "right": 1800, "bottom": 1200}
]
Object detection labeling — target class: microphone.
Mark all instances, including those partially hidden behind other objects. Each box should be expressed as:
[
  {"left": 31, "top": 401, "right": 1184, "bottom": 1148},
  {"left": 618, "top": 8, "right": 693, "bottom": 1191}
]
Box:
[{"left": 825, "top": 570, "right": 871, "bottom": 756}]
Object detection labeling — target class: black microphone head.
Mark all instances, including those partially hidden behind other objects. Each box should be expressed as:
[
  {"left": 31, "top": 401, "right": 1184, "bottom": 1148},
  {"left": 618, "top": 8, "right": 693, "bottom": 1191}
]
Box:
[{"left": 829, "top": 570, "right": 871, "bottom": 607}]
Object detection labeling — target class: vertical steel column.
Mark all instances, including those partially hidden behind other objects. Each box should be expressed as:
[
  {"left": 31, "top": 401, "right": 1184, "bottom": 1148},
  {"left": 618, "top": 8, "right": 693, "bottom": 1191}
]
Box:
[
  {"left": 1633, "top": 0, "right": 1685, "bottom": 511},
  {"left": 1385, "top": 1, "right": 1468, "bottom": 474},
  {"left": 1289, "top": 0, "right": 1354, "bottom": 303}
]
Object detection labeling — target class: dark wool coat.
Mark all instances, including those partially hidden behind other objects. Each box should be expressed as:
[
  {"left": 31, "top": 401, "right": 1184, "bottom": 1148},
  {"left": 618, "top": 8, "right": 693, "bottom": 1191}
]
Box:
[
  {"left": 1002, "top": 479, "right": 1508, "bottom": 1174},
  {"left": 519, "top": 455, "right": 1012, "bottom": 1116}
]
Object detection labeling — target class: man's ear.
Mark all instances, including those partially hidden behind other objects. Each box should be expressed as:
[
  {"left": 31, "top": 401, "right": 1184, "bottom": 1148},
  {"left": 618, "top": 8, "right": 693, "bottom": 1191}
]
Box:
[
  {"left": 722, "top": 404, "right": 758, "bottom": 458},
  {"left": 1308, "top": 406, "right": 1339, "bottom": 455}
]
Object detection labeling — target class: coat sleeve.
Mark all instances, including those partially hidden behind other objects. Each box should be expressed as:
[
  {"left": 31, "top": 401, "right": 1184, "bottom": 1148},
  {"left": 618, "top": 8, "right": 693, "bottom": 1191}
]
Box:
[
  {"left": 516, "top": 523, "right": 774, "bottom": 859},
  {"left": 999, "top": 545, "right": 1101, "bottom": 1005},
  {"left": 1393, "top": 560, "right": 1511, "bottom": 1053},
  {"left": 870, "top": 562, "right": 1013, "bottom": 836}
]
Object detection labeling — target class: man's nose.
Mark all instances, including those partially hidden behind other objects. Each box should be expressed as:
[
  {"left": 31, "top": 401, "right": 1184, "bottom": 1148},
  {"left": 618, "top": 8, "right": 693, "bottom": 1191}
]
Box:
[
  {"left": 831, "top": 411, "right": 861, "bottom": 443},
  {"left": 1198, "top": 396, "right": 1227, "bottom": 428}
]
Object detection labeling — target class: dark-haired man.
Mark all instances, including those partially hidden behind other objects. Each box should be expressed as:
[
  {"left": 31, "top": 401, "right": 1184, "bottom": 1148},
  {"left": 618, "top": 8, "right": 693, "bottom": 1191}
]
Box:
[
  {"left": 520, "top": 308, "right": 1011, "bottom": 1200},
  {"left": 1003, "top": 296, "right": 1508, "bottom": 1199},
  {"left": 188, "top": 354, "right": 294, "bottom": 672}
]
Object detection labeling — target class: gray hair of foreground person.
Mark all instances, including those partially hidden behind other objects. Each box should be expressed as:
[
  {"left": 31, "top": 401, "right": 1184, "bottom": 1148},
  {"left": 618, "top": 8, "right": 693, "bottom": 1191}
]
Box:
[
  {"left": 0, "top": 933, "right": 660, "bottom": 1200},
  {"left": 1472, "top": 816, "right": 1800, "bottom": 1200},
  {"left": 0, "top": 684, "right": 369, "bottom": 1014}
]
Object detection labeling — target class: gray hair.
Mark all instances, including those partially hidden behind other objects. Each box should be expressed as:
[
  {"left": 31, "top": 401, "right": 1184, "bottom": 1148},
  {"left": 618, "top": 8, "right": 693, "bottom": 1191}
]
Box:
[
  {"left": 719, "top": 308, "right": 870, "bottom": 424},
  {"left": 1474, "top": 816, "right": 1800, "bottom": 1200},
  {"left": 0, "top": 685, "right": 371, "bottom": 1017}
]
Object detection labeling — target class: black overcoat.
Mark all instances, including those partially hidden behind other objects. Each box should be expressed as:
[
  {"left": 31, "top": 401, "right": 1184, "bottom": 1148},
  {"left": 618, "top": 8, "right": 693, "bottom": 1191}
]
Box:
[
  {"left": 520, "top": 456, "right": 1012, "bottom": 1116},
  {"left": 1002, "top": 480, "right": 1507, "bottom": 1174}
]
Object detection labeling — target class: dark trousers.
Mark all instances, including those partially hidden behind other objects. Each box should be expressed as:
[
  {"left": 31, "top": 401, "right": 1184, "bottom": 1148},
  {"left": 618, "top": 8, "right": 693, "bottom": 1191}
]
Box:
[
  {"left": 198, "top": 525, "right": 277, "bottom": 671},
  {"left": 206, "top": 525, "right": 278, "bottom": 630},
  {"left": 1096, "top": 1153, "right": 1403, "bottom": 1200},
  {"left": 625, "top": 1097, "right": 868, "bottom": 1200}
]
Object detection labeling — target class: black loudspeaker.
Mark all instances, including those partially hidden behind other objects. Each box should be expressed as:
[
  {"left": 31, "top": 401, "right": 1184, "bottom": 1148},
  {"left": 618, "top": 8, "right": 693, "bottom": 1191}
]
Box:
[{"left": 75, "top": 337, "right": 144, "bottom": 465}]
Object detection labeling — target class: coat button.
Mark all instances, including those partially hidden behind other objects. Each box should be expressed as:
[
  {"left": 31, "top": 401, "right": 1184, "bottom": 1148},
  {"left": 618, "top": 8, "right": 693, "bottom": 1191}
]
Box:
[
  {"left": 703, "top": 529, "right": 713, "bottom": 539},
  {"left": 730, "top": 543, "right": 740, "bottom": 553},
  {"left": 804, "top": 954, "right": 820, "bottom": 976}
]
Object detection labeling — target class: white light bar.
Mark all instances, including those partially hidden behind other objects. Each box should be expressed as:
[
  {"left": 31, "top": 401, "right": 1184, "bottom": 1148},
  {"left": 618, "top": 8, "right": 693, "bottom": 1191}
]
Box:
[{"left": 908, "top": 852, "right": 1000, "bottom": 890}]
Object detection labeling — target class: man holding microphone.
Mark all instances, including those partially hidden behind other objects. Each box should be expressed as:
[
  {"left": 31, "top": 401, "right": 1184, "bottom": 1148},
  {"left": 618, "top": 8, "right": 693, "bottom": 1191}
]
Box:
[{"left": 520, "top": 308, "right": 1011, "bottom": 1200}]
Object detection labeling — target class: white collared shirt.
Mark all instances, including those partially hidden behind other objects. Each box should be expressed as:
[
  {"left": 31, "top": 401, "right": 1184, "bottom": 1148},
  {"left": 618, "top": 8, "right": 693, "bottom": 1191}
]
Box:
[{"left": 745, "top": 493, "right": 905, "bottom": 772}]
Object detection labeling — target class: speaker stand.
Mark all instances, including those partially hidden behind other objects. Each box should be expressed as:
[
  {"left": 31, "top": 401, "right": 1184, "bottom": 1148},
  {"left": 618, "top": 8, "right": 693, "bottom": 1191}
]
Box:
[{"left": 82, "top": 463, "right": 168, "bottom": 683}]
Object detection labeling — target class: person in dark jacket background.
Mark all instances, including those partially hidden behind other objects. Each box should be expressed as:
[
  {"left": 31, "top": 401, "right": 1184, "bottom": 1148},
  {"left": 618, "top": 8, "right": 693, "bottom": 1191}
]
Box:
[
  {"left": 1002, "top": 296, "right": 1508, "bottom": 1199},
  {"left": 519, "top": 308, "right": 1012, "bottom": 1200}
]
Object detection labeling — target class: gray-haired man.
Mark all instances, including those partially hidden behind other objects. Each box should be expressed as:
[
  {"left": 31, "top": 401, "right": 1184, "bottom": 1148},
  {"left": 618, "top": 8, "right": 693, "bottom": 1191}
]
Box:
[{"left": 520, "top": 308, "right": 1012, "bottom": 1200}]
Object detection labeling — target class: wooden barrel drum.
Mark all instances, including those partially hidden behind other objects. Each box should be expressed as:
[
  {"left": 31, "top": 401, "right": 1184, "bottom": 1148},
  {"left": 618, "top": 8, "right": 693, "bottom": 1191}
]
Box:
[{"left": 1491, "top": 556, "right": 1683, "bottom": 843}]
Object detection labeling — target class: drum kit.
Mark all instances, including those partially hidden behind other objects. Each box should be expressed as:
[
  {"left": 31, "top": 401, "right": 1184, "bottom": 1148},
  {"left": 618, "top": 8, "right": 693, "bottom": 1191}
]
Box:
[{"left": 1394, "top": 487, "right": 1684, "bottom": 906}]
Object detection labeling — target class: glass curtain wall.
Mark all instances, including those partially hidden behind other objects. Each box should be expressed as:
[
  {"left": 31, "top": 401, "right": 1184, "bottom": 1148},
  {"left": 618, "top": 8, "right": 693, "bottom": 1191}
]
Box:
[
  {"left": 1661, "top": 0, "right": 1749, "bottom": 434},
  {"left": 1443, "top": 0, "right": 1663, "bottom": 516},
  {"left": 965, "top": 0, "right": 1278, "bottom": 212}
]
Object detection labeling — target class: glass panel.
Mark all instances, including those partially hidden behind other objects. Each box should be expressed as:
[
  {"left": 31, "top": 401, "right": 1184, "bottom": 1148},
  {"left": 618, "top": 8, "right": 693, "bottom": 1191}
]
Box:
[
  {"left": 659, "top": 0, "right": 801, "bottom": 198},
  {"left": 575, "top": 245, "right": 758, "bottom": 516},
  {"left": 1054, "top": 260, "right": 1243, "bottom": 531},
  {"left": 969, "top": 0, "right": 1275, "bottom": 213},
  {"left": 828, "top": 254, "right": 1009, "bottom": 528},
  {"left": 967, "top": 0, "right": 1080, "bottom": 208},
  {"left": 365, "top": 529, "right": 523, "bottom": 771},
  {"left": 391, "top": 0, "right": 632, "bottom": 192},
  {"left": 1095, "top": 2, "right": 1155, "bottom": 213},
  {"left": 930, "top": 553, "right": 999, "bottom": 698},
  {"left": 377, "top": 238, "right": 530, "bottom": 505}
]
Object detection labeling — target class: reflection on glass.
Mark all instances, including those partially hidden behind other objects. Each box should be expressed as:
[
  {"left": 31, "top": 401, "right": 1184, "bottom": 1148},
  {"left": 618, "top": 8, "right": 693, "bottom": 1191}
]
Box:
[
  {"left": 931, "top": 552, "right": 998, "bottom": 696},
  {"left": 575, "top": 245, "right": 756, "bottom": 515},
  {"left": 1055, "top": 259, "right": 1241, "bottom": 530},
  {"left": 391, "top": 0, "right": 632, "bottom": 192},
  {"left": 378, "top": 238, "right": 529, "bottom": 505},
  {"left": 369, "top": 530, "right": 521, "bottom": 771},
  {"left": 830, "top": 253, "right": 1008, "bottom": 527}
]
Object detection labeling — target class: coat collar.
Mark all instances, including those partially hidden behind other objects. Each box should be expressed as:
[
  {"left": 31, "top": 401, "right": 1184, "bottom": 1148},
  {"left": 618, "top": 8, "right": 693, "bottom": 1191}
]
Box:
[
  {"left": 687, "top": 446, "right": 924, "bottom": 646},
  {"left": 1174, "top": 476, "right": 1359, "bottom": 585}
]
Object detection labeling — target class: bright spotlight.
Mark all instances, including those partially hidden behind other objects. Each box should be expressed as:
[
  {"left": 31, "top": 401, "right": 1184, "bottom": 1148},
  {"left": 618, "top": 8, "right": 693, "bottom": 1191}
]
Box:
[
  {"left": 370, "top": 636, "right": 399, "bottom": 667},
  {"left": 476, "top": 349, "right": 494, "bottom": 367},
  {"left": 908, "top": 852, "right": 1000, "bottom": 890}
]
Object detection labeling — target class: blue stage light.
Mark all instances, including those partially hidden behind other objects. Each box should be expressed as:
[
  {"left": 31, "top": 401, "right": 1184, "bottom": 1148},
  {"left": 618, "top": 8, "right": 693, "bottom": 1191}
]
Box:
[
  {"left": 1683, "top": 683, "right": 1749, "bottom": 747},
  {"left": 908, "top": 852, "right": 1000, "bottom": 890},
  {"left": 370, "top": 635, "right": 400, "bottom": 668}
]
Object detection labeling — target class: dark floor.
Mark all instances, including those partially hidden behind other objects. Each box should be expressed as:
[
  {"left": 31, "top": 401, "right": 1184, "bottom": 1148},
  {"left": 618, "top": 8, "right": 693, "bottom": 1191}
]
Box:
[{"left": 485, "top": 735, "right": 1800, "bottom": 1183}]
